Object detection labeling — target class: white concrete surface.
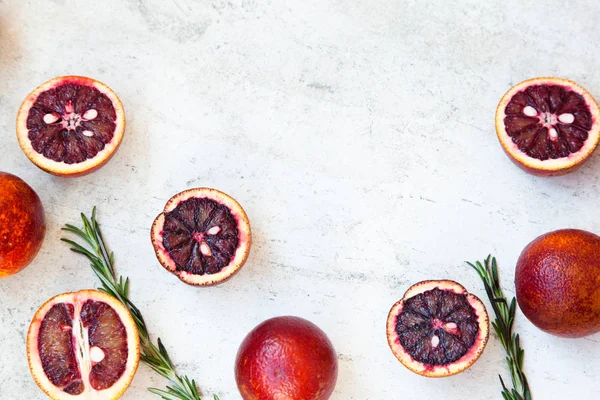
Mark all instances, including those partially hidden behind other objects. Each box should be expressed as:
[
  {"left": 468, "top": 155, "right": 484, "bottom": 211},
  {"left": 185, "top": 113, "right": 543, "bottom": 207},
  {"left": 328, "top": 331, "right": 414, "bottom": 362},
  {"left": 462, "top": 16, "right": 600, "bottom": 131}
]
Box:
[{"left": 1, "top": 0, "right": 599, "bottom": 399}]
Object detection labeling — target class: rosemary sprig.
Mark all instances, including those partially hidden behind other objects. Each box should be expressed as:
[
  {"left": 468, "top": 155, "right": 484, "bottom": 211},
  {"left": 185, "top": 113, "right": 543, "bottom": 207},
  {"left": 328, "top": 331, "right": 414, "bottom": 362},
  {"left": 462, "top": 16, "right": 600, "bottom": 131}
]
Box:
[
  {"left": 467, "top": 256, "right": 531, "bottom": 400},
  {"left": 61, "top": 207, "right": 219, "bottom": 400}
]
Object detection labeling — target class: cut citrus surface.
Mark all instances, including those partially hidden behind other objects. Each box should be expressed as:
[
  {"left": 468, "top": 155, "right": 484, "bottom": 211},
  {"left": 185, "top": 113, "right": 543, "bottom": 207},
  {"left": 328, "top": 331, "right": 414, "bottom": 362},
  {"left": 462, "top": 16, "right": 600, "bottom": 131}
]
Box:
[
  {"left": 151, "top": 188, "right": 251, "bottom": 286},
  {"left": 386, "top": 280, "right": 489, "bottom": 378},
  {"left": 27, "top": 290, "right": 140, "bottom": 399},
  {"left": 17, "top": 76, "right": 125, "bottom": 177},
  {"left": 495, "top": 77, "right": 600, "bottom": 176}
]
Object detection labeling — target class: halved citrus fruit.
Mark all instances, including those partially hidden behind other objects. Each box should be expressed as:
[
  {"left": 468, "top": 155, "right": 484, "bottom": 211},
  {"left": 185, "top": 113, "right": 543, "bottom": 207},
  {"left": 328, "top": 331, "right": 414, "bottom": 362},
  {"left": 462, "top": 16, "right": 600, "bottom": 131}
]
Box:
[
  {"left": 17, "top": 76, "right": 125, "bottom": 177},
  {"left": 27, "top": 290, "right": 140, "bottom": 399},
  {"left": 386, "top": 280, "right": 489, "bottom": 377},
  {"left": 151, "top": 188, "right": 251, "bottom": 286},
  {"left": 495, "top": 77, "right": 600, "bottom": 176}
]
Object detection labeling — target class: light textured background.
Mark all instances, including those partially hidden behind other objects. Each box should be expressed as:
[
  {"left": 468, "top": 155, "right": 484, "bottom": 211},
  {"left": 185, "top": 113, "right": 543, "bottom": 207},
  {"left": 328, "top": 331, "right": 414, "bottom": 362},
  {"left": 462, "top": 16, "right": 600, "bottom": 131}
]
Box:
[{"left": 1, "top": 0, "right": 599, "bottom": 399}]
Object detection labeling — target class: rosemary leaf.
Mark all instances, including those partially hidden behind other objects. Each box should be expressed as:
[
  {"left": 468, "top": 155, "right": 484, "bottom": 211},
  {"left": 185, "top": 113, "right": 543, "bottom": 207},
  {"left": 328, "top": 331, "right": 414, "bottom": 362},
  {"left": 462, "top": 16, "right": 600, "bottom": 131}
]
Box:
[{"left": 467, "top": 256, "right": 532, "bottom": 400}]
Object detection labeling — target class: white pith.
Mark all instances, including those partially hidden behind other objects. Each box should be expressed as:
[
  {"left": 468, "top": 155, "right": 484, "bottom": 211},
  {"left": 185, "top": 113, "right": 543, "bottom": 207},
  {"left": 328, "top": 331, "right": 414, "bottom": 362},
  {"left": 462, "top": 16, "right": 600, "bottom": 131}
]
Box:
[
  {"left": 17, "top": 76, "right": 125, "bottom": 176},
  {"left": 386, "top": 280, "right": 490, "bottom": 378},
  {"left": 151, "top": 188, "right": 251, "bottom": 286},
  {"left": 72, "top": 306, "right": 92, "bottom": 395},
  {"left": 192, "top": 226, "right": 222, "bottom": 257},
  {"left": 27, "top": 290, "right": 140, "bottom": 400},
  {"left": 42, "top": 102, "right": 99, "bottom": 137},
  {"left": 496, "top": 77, "right": 600, "bottom": 172},
  {"left": 522, "top": 105, "right": 569, "bottom": 143},
  {"left": 522, "top": 106, "right": 575, "bottom": 132},
  {"left": 430, "top": 317, "right": 461, "bottom": 338}
]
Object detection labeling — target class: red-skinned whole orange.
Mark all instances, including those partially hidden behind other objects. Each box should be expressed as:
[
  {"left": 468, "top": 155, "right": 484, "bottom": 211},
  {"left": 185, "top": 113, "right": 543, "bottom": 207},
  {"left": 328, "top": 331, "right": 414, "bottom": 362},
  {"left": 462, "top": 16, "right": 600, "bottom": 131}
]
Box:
[
  {"left": 235, "top": 316, "right": 338, "bottom": 400},
  {"left": 0, "top": 172, "right": 45, "bottom": 278},
  {"left": 515, "top": 229, "right": 600, "bottom": 338}
]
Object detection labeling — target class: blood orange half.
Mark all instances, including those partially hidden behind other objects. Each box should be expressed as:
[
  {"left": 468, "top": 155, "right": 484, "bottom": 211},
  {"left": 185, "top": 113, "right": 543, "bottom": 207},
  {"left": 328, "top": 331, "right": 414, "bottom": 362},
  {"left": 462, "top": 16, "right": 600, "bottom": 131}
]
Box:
[
  {"left": 495, "top": 77, "right": 600, "bottom": 176},
  {"left": 386, "top": 280, "right": 489, "bottom": 378},
  {"left": 151, "top": 188, "right": 251, "bottom": 286},
  {"left": 27, "top": 290, "right": 140, "bottom": 399},
  {"left": 17, "top": 76, "right": 125, "bottom": 177}
]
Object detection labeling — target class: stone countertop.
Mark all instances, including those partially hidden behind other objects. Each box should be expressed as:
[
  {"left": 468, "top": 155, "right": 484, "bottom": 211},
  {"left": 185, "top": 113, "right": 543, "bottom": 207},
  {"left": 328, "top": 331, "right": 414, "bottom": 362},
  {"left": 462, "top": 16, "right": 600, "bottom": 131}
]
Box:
[{"left": 1, "top": 0, "right": 599, "bottom": 399}]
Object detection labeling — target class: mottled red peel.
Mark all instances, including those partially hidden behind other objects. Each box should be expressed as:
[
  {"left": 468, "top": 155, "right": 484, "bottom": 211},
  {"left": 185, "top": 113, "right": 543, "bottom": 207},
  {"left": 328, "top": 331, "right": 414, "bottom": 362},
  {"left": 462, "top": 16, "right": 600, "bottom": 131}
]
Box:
[{"left": 235, "top": 316, "right": 338, "bottom": 400}]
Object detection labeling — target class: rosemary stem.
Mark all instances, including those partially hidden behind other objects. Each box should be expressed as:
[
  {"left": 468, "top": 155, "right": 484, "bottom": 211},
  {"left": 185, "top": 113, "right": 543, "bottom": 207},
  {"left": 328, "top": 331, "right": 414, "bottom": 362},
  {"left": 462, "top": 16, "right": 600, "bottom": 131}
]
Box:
[{"left": 467, "top": 256, "right": 532, "bottom": 400}]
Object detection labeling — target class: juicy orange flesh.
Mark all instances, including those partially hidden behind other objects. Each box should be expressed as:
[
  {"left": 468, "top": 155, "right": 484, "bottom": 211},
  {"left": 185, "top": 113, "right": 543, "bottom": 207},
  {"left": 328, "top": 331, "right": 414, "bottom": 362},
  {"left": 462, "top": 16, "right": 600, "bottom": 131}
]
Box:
[
  {"left": 80, "top": 300, "right": 128, "bottom": 390},
  {"left": 395, "top": 288, "right": 479, "bottom": 366},
  {"left": 38, "top": 303, "right": 84, "bottom": 395},
  {"left": 38, "top": 300, "right": 129, "bottom": 394},
  {"left": 162, "top": 197, "right": 239, "bottom": 275},
  {"left": 504, "top": 85, "right": 592, "bottom": 160},
  {"left": 26, "top": 81, "right": 117, "bottom": 164}
]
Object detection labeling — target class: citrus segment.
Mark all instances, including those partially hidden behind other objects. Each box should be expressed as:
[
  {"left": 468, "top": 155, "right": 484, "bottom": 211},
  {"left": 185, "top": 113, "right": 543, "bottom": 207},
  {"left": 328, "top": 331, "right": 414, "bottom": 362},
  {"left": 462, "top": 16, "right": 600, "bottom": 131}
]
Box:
[
  {"left": 38, "top": 303, "right": 82, "bottom": 394},
  {"left": 495, "top": 77, "right": 600, "bottom": 176},
  {"left": 81, "top": 300, "right": 129, "bottom": 390},
  {"left": 17, "top": 76, "right": 125, "bottom": 177}
]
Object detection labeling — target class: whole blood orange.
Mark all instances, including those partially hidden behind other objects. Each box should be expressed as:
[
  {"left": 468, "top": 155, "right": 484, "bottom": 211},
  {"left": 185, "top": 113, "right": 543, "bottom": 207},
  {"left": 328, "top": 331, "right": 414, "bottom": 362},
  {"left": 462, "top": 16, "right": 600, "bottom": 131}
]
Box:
[
  {"left": 386, "top": 280, "right": 489, "bottom": 377},
  {"left": 151, "top": 188, "right": 251, "bottom": 286},
  {"left": 495, "top": 77, "right": 600, "bottom": 176},
  {"left": 235, "top": 316, "right": 338, "bottom": 400},
  {"left": 515, "top": 229, "right": 600, "bottom": 338},
  {"left": 0, "top": 171, "right": 46, "bottom": 278},
  {"left": 27, "top": 290, "right": 140, "bottom": 399},
  {"left": 17, "top": 76, "right": 125, "bottom": 177}
]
